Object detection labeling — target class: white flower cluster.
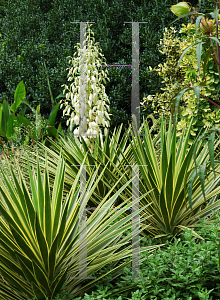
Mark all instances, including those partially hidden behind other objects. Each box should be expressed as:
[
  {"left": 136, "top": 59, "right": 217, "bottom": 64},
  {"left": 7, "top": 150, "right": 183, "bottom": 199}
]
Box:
[{"left": 60, "top": 23, "right": 112, "bottom": 148}]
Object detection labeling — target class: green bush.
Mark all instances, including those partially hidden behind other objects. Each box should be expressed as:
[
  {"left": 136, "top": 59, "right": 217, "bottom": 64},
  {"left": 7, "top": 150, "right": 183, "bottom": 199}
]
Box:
[
  {"left": 0, "top": 0, "right": 201, "bottom": 140},
  {"left": 140, "top": 21, "right": 220, "bottom": 147}
]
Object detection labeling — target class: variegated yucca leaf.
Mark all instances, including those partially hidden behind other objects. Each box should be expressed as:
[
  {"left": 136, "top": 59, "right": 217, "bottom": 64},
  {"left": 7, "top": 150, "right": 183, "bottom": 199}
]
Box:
[
  {"left": 11, "top": 114, "right": 220, "bottom": 241},
  {"left": 12, "top": 119, "right": 162, "bottom": 222},
  {"left": 128, "top": 114, "right": 220, "bottom": 239},
  {"left": 0, "top": 151, "right": 163, "bottom": 300}
]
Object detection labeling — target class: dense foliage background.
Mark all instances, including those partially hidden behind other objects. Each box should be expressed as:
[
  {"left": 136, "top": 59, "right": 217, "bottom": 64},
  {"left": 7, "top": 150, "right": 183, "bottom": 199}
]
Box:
[{"left": 0, "top": 0, "right": 216, "bottom": 140}]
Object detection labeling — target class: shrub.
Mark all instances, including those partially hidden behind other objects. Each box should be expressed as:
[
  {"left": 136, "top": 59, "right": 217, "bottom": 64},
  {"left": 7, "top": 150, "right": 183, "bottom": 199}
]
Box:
[
  {"left": 140, "top": 20, "right": 220, "bottom": 147},
  {"left": 0, "top": 0, "right": 200, "bottom": 140}
]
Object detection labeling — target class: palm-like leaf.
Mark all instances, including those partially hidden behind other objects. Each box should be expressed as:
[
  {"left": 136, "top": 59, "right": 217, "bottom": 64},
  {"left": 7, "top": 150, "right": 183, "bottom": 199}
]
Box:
[
  {"left": 9, "top": 115, "right": 220, "bottom": 241},
  {"left": 0, "top": 151, "right": 163, "bottom": 300},
  {"left": 13, "top": 120, "right": 162, "bottom": 221}
]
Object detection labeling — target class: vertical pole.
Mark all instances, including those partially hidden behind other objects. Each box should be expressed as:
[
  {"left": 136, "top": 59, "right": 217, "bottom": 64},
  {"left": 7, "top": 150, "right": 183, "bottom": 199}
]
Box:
[
  {"left": 131, "top": 24, "right": 141, "bottom": 276},
  {"left": 132, "top": 164, "right": 140, "bottom": 278},
  {"left": 79, "top": 22, "right": 88, "bottom": 142},
  {"left": 123, "top": 21, "right": 148, "bottom": 280},
  {"left": 132, "top": 22, "right": 140, "bottom": 136},
  {"left": 70, "top": 164, "right": 96, "bottom": 280},
  {"left": 69, "top": 21, "right": 149, "bottom": 281},
  {"left": 78, "top": 166, "right": 88, "bottom": 278}
]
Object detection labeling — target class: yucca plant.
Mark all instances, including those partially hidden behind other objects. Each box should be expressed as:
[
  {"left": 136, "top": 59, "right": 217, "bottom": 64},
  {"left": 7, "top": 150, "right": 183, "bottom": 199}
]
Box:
[
  {"left": 10, "top": 113, "right": 220, "bottom": 241},
  {"left": 0, "top": 151, "right": 163, "bottom": 300},
  {"left": 12, "top": 117, "right": 162, "bottom": 219},
  {"left": 128, "top": 114, "right": 220, "bottom": 240}
]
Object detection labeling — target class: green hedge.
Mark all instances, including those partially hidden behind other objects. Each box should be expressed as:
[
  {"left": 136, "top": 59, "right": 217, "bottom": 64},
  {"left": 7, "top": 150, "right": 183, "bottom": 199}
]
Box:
[{"left": 0, "top": 0, "right": 213, "bottom": 140}]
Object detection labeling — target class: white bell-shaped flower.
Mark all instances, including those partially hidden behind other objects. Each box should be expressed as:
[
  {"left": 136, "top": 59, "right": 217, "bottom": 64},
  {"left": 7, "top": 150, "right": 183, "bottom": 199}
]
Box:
[
  {"left": 60, "top": 23, "right": 112, "bottom": 153},
  {"left": 75, "top": 103, "right": 80, "bottom": 113},
  {"left": 74, "top": 128, "right": 79, "bottom": 136},
  {"left": 74, "top": 114, "right": 79, "bottom": 125}
]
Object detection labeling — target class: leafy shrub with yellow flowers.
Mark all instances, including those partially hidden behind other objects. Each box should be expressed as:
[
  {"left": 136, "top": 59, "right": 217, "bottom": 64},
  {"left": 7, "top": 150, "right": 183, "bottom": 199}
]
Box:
[{"left": 140, "top": 21, "right": 220, "bottom": 146}]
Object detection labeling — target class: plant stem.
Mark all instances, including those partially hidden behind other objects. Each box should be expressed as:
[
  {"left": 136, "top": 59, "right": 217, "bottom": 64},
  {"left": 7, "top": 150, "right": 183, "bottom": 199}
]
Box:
[{"left": 183, "top": 83, "right": 220, "bottom": 108}]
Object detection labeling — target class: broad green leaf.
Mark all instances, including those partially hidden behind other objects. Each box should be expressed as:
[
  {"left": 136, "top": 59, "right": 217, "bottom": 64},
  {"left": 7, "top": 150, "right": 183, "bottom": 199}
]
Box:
[
  {"left": 11, "top": 81, "right": 26, "bottom": 113},
  {"left": 47, "top": 127, "right": 58, "bottom": 138},
  {"left": 212, "top": 7, "right": 219, "bottom": 23},
  {"left": 17, "top": 114, "right": 32, "bottom": 128},
  {"left": 48, "top": 102, "right": 60, "bottom": 126},
  {"left": 57, "top": 122, "right": 62, "bottom": 131},
  {"left": 17, "top": 55, "right": 24, "bottom": 62},
  {"left": 6, "top": 115, "right": 21, "bottom": 139}
]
